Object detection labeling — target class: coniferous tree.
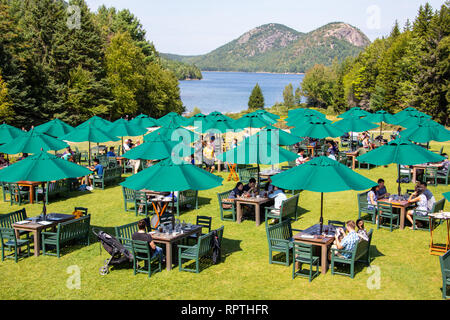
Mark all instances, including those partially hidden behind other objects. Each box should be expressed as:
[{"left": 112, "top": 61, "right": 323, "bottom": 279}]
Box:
[
  {"left": 248, "top": 83, "right": 265, "bottom": 110},
  {"left": 283, "top": 83, "right": 295, "bottom": 108}
]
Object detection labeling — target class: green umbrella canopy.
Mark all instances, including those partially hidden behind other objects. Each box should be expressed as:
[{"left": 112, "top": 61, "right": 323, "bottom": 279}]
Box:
[
  {"left": 201, "top": 119, "right": 239, "bottom": 134},
  {"left": 400, "top": 121, "right": 450, "bottom": 143},
  {"left": 288, "top": 108, "right": 325, "bottom": 118},
  {"left": 247, "top": 109, "right": 280, "bottom": 121},
  {"left": 60, "top": 122, "right": 119, "bottom": 143},
  {"left": 108, "top": 118, "right": 149, "bottom": 137},
  {"left": 77, "top": 115, "right": 112, "bottom": 129},
  {"left": 185, "top": 113, "right": 212, "bottom": 128},
  {"left": 393, "top": 107, "right": 431, "bottom": 123},
  {"left": 120, "top": 157, "right": 223, "bottom": 192},
  {"left": 286, "top": 115, "right": 331, "bottom": 127},
  {"left": 338, "top": 107, "right": 370, "bottom": 119},
  {"left": 271, "top": 156, "right": 377, "bottom": 233},
  {"left": 291, "top": 120, "right": 345, "bottom": 139},
  {"left": 443, "top": 191, "right": 450, "bottom": 202},
  {"left": 0, "top": 123, "right": 25, "bottom": 144},
  {"left": 396, "top": 114, "right": 438, "bottom": 128},
  {"left": 206, "top": 111, "right": 235, "bottom": 122},
  {"left": 216, "top": 133, "right": 299, "bottom": 165},
  {"left": 123, "top": 134, "right": 194, "bottom": 161},
  {"left": 333, "top": 117, "right": 378, "bottom": 133},
  {"left": 157, "top": 112, "right": 188, "bottom": 127},
  {"left": 129, "top": 114, "right": 158, "bottom": 129},
  {"left": 364, "top": 110, "right": 397, "bottom": 124},
  {"left": 0, "top": 129, "right": 69, "bottom": 154},
  {"left": 234, "top": 113, "right": 275, "bottom": 129},
  {"left": 0, "top": 150, "right": 91, "bottom": 182},
  {"left": 144, "top": 122, "right": 198, "bottom": 143},
  {"left": 256, "top": 125, "right": 302, "bottom": 146},
  {"left": 33, "top": 119, "right": 74, "bottom": 138}
]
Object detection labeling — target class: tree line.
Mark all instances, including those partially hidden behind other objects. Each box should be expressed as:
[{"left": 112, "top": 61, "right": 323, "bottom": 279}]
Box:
[{"left": 0, "top": 0, "right": 190, "bottom": 128}]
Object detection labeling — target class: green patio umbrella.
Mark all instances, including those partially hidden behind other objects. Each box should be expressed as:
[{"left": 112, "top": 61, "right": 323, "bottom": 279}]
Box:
[
  {"left": 123, "top": 133, "right": 194, "bottom": 161},
  {"left": 157, "top": 112, "right": 188, "bottom": 127},
  {"left": 393, "top": 107, "right": 431, "bottom": 124},
  {"left": 34, "top": 118, "right": 74, "bottom": 138},
  {"left": 288, "top": 108, "right": 325, "bottom": 118},
  {"left": 364, "top": 110, "right": 397, "bottom": 138},
  {"left": 129, "top": 114, "right": 159, "bottom": 130},
  {"left": 200, "top": 119, "right": 239, "bottom": 134},
  {"left": 144, "top": 122, "right": 198, "bottom": 143},
  {"left": 271, "top": 156, "right": 377, "bottom": 233},
  {"left": 286, "top": 109, "right": 327, "bottom": 124},
  {"left": 60, "top": 122, "right": 119, "bottom": 166},
  {"left": 246, "top": 109, "right": 280, "bottom": 121},
  {"left": 256, "top": 125, "right": 302, "bottom": 146},
  {"left": 0, "top": 150, "right": 91, "bottom": 217},
  {"left": 291, "top": 120, "right": 345, "bottom": 139},
  {"left": 234, "top": 113, "right": 275, "bottom": 131},
  {"left": 109, "top": 118, "right": 149, "bottom": 150},
  {"left": 206, "top": 111, "right": 235, "bottom": 122},
  {"left": 0, "top": 129, "right": 68, "bottom": 154},
  {"left": 443, "top": 192, "right": 450, "bottom": 202},
  {"left": 77, "top": 115, "right": 112, "bottom": 129},
  {"left": 400, "top": 121, "right": 450, "bottom": 143},
  {"left": 184, "top": 113, "right": 211, "bottom": 128},
  {"left": 396, "top": 114, "right": 438, "bottom": 129},
  {"left": 338, "top": 107, "right": 370, "bottom": 119},
  {"left": 333, "top": 117, "right": 378, "bottom": 151},
  {"left": 356, "top": 137, "right": 445, "bottom": 195},
  {"left": 0, "top": 123, "right": 25, "bottom": 145}
]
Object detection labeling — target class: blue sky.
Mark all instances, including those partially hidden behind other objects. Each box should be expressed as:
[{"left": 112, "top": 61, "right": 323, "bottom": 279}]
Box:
[{"left": 85, "top": 0, "right": 446, "bottom": 55}]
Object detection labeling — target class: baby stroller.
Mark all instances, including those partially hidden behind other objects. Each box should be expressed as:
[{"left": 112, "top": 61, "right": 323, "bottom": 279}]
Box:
[{"left": 92, "top": 228, "right": 133, "bottom": 275}]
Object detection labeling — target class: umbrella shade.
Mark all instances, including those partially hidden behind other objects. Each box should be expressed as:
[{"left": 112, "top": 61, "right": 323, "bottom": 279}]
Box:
[
  {"left": 201, "top": 119, "right": 239, "bottom": 134},
  {"left": 108, "top": 118, "right": 148, "bottom": 137},
  {"left": 0, "top": 129, "right": 68, "bottom": 154},
  {"left": 333, "top": 117, "right": 378, "bottom": 133},
  {"left": 60, "top": 122, "right": 119, "bottom": 143},
  {"left": 291, "top": 120, "right": 345, "bottom": 139},
  {"left": 123, "top": 134, "right": 194, "bottom": 160},
  {"left": 0, "top": 150, "right": 91, "bottom": 182},
  {"left": 129, "top": 114, "right": 158, "bottom": 129},
  {"left": 34, "top": 119, "right": 74, "bottom": 138},
  {"left": 356, "top": 138, "right": 445, "bottom": 166},
  {"left": 246, "top": 109, "right": 280, "bottom": 121},
  {"left": 288, "top": 108, "right": 325, "bottom": 118},
  {"left": 364, "top": 110, "right": 397, "bottom": 124},
  {"left": 120, "top": 158, "right": 223, "bottom": 192},
  {"left": 206, "top": 111, "right": 235, "bottom": 122},
  {"left": 256, "top": 126, "right": 302, "bottom": 146},
  {"left": 0, "top": 124, "right": 25, "bottom": 144},
  {"left": 157, "top": 112, "right": 187, "bottom": 127},
  {"left": 185, "top": 113, "right": 212, "bottom": 128},
  {"left": 396, "top": 114, "right": 439, "bottom": 128},
  {"left": 393, "top": 107, "right": 431, "bottom": 123},
  {"left": 400, "top": 121, "right": 450, "bottom": 143},
  {"left": 144, "top": 123, "right": 198, "bottom": 143},
  {"left": 443, "top": 191, "right": 450, "bottom": 202},
  {"left": 338, "top": 107, "right": 370, "bottom": 119},
  {"left": 216, "top": 134, "right": 299, "bottom": 165},
  {"left": 77, "top": 116, "right": 112, "bottom": 129},
  {"left": 234, "top": 114, "right": 275, "bottom": 129},
  {"left": 271, "top": 156, "right": 377, "bottom": 192}
]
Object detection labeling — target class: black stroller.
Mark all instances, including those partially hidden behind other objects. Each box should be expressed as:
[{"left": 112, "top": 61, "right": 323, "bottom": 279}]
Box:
[{"left": 92, "top": 228, "right": 133, "bottom": 275}]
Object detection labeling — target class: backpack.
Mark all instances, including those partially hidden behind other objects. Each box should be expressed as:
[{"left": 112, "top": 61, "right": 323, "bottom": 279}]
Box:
[{"left": 210, "top": 230, "right": 221, "bottom": 265}]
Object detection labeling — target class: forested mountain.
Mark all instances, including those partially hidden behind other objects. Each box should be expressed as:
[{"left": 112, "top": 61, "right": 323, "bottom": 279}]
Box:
[{"left": 163, "top": 22, "right": 370, "bottom": 73}]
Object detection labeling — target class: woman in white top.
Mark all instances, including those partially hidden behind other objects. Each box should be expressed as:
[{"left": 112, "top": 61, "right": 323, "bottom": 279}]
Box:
[{"left": 406, "top": 187, "right": 428, "bottom": 229}]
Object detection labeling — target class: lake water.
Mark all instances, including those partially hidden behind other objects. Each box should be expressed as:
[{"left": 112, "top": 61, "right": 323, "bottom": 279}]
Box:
[{"left": 179, "top": 71, "right": 304, "bottom": 114}]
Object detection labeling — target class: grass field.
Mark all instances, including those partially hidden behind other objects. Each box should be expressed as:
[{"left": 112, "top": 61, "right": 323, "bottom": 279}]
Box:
[{"left": 0, "top": 140, "right": 448, "bottom": 300}]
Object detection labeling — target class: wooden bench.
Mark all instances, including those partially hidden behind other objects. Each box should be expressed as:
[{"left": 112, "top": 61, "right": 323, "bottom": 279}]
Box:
[
  {"left": 330, "top": 229, "right": 374, "bottom": 278},
  {"left": 217, "top": 190, "right": 236, "bottom": 222},
  {"left": 439, "top": 249, "right": 450, "bottom": 300},
  {"left": 238, "top": 167, "right": 259, "bottom": 184},
  {"left": 93, "top": 166, "right": 122, "bottom": 189},
  {"left": 35, "top": 180, "right": 70, "bottom": 204},
  {"left": 413, "top": 198, "right": 446, "bottom": 231},
  {"left": 265, "top": 193, "right": 300, "bottom": 223},
  {"left": 41, "top": 215, "right": 91, "bottom": 258},
  {"left": 171, "top": 190, "right": 198, "bottom": 217},
  {"left": 266, "top": 219, "right": 302, "bottom": 266},
  {"left": 0, "top": 208, "right": 28, "bottom": 228},
  {"left": 178, "top": 226, "right": 224, "bottom": 273},
  {"left": 115, "top": 220, "right": 149, "bottom": 252}
]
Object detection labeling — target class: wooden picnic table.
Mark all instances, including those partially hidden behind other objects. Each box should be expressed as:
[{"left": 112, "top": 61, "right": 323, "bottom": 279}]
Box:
[
  {"left": 293, "top": 224, "right": 336, "bottom": 274},
  {"left": 344, "top": 151, "right": 358, "bottom": 170},
  {"left": 411, "top": 163, "right": 442, "bottom": 183},
  {"left": 227, "top": 196, "right": 272, "bottom": 227},
  {"left": 12, "top": 214, "right": 75, "bottom": 257},
  {"left": 429, "top": 212, "right": 450, "bottom": 256},
  {"left": 151, "top": 225, "right": 202, "bottom": 271},
  {"left": 259, "top": 170, "right": 283, "bottom": 180},
  {"left": 377, "top": 199, "right": 414, "bottom": 230},
  {"left": 17, "top": 181, "right": 42, "bottom": 204}
]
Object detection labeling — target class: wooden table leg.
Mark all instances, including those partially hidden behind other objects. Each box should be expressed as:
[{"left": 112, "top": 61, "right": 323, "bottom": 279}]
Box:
[
  {"left": 165, "top": 242, "right": 172, "bottom": 271},
  {"left": 352, "top": 156, "right": 356, "bottom": 170},
  {"left": 320, "top": 244, "right": 329, "bottom": 274},
  {"left": 399, "top": 207, "right": 406, "bottom": 230},
  {"left": 33, "top": 230, "right": 40, "bottom": 257},
  {"left": 255, "top": 204, "right": 261, "bottom": 227},
  {"left": 237, "top": 202, "right": 242, "bottom": 224},
  {"left": 412, "top": 167, "right": 417, "bottom": 184}
]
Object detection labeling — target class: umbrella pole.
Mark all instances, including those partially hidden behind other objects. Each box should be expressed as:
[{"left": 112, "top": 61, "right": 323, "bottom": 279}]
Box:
[
  {"left": 380, "top": 122, "right": 383, "bottom": 139},
  {"left": 320, "top": 192, "right": 324, "bottom": 234},
  {"left": 42, "top": 182, "right": 47, "bottom": 219},
  {"left": 397, "top": 164, "right": 401, "bottom": 196},
  {"left": 257, "top": 163, "right": 261, "bottom": 193},
  {"left": 88, "top": 141, "right": 91, "bottom": 167}
]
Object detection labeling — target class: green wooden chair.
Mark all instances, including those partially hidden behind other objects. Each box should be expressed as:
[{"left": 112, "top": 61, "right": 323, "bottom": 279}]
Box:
[
  {"left": 292, "top": 242, "right": 320, "bottom": 282},
  {"left": 377, "top": 202, "right": 398, "bottom": 232},
  {"left": 238, "top": 167, "right": 259, "bottom": 184},
  {"left": 439, "top": 250, "right": 450, "bottom": 300},
  {"left": 399, "top": 165, "right": 412, "bottom": 182},
  {"left": 8, "top": 183, "right": 30, "bottom": 206},
  {"left": 134, "top": 191, "right": 152, "bottom": 216},
  {"left": 413, "top": 198, "right": 446, "bottom": 231},
  {"left": 74, "top": 207, "right": 89, "bottom": 216},
  {"left": 357, "top": 192, "right": 377, "bottom": 224},
  {"left": 424, "top": 167, "right": 438, "bottom": 186},
  {"left": 1, "top": 182, "right": 11, "bottom": 203},
  {"left": 328, "top": 220, "right": 345, "bottom": 229},
  {"left": 266, "top": 219, "right": 302, "bottom": 266},
  {"left": 115, "top": 221, "right": 140, "bottom": 252},
  {"left": 122, "top": 186, "right": 136, "bottom": 212},
  {"left": 436, "top": 167, "right": 449, "bottom": 185},
  {"left": 0, "top": 227, "right": 31, "bottom": 263},
  {"left": 188, "top": 216, "right": 212, "bottom": 245},
  {"left": 217, "top": 190, "right": 236, "bottom": 222},
  {"left": 265, "top": 193, "right": 300, "bottom": 224},
  {"left": 131, "top": 239, "right": 162, "bottom": 278}
]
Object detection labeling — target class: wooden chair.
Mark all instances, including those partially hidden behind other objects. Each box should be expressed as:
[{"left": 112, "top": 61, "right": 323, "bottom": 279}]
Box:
[
  {"left": 8, "top": 183, "right": 29, "bottom": 206},
  {"left": 266, "top": 220, "right": 302, "bottom": 266},
  {"left": 217, "top": 190, "right": 236, "bottom": 222},
  {"left": 292, "top": 242, "right": 320, "bottom": 282},
  {"left": 131, "top": 239, "right": 162, "bottom": 278},
  {"left": 439, "top": 250, "right": 450, "bottom": 300},
  {"left": 0, "top": 227, "right": 31, "bottom": 263},
  {"left": 357, "top": 192, "right": 377, "bottom": 224},
  {"left": 413, "top": 198, "right": 446, "bottom": 231},
  {"left": 122, "top": 186, "right": 136, "bottom": 212},
  {"left": 377, "top": 202, "right": 398, "bottom": 232}
]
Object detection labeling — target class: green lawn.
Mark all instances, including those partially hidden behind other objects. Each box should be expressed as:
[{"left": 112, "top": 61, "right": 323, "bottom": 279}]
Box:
[{"left": 0, "top": 141, "right": 449, "bottom": 300}]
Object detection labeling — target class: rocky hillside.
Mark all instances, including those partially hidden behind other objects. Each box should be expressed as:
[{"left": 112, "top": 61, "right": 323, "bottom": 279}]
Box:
[{"left": 162, "top": 22, "right": 371, "bottom": 73}]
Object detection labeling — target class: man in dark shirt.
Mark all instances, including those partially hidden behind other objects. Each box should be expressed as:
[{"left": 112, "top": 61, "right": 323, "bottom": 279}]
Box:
[
  {"left": 375, "top": 178, "right": 389, "bottom": 199},
  {"left": 243, "top": 178, "right": 257, "bottom": 195},
  {"left": 131, "top": 220, "right": 164, "bottom": 264}
]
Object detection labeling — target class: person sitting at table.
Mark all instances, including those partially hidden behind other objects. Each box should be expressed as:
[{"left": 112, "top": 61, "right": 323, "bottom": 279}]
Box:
[
  {"left": 295, "top": 149, "right": 309, "bottom": 166},
  {"left": 267, "top": 186, "right": 287, "bottom": 224},
  {"left": 106, "top": 146, "right": 116, "bottom": 157},
  {"left": 375, "top": 179, "right": 389, "bottom": 199},
  {"left": 84, "top": 158, "right": 104, "bottom": 191},
  {"left": 132, "top": 219, "right": 164, "bottom": 265},
  {"left": 61, "top": 147, "right": 74, "bottom": 161},
  {"left": 264, "top": 177, "right": 274, "bottom": 193},
  {"left": 419, "top": 181, "right": 435, "bottom": 211},
  {"left": 440, "top": 153, "right": 449, "bottom": 174},
  {"left": 18, "top": 153, "right": 28, "bottom": 161},
  {"left": 356, "top": 219, "right": 369, "bottom": 242},
  {"left": 327, "top": 140, "right": 338, "bottom": 156},
  {"left": 229, "top": 182, "right": 244, "bottom": 199},
  {"left": 333, "top": 220, "right": 360, "bottom": 259},
  {"left": 123, "top": 139, "right": 133, "bottom": 153},
  {"left": 0, "top": 153, "right": 9, "bottom": 167},
  {"left": 367, "top": 185, "right": 379, "bottom": 211},
  {"left": 243, "top": 178, "right": 257, "bottom": 195},
  {"left": 326, "top": 151, "right": 336, "bottom": 161},
  {"left": 406, "top": 186, "right": 428, "bottom": 229}
]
